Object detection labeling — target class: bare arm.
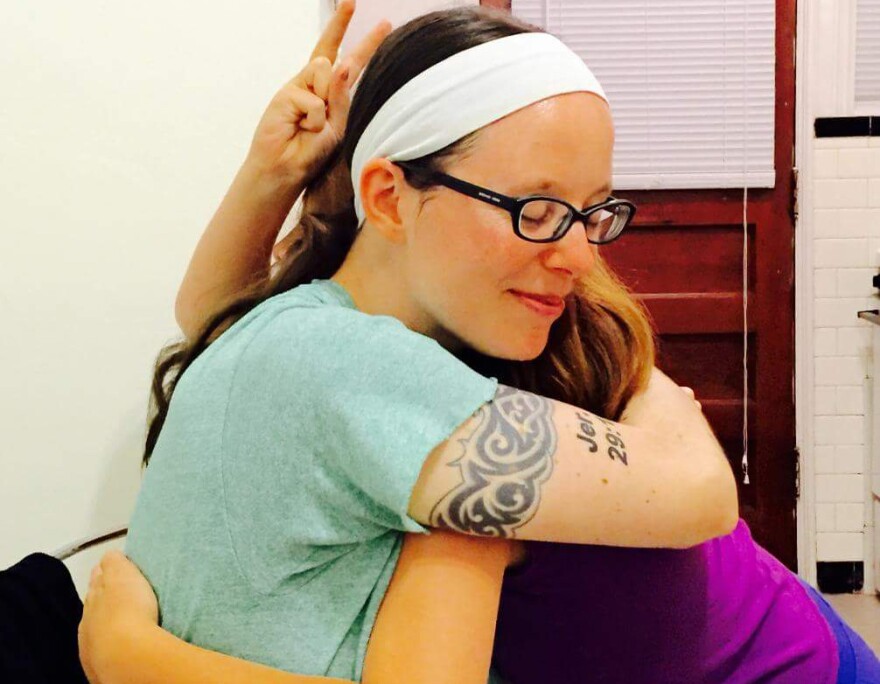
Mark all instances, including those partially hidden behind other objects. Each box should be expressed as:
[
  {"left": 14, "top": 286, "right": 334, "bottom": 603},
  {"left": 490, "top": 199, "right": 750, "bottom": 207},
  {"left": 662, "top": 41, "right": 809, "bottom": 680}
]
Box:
[
  {"left": 175, "top": 3, "right": 391, "bottom": 339},
  {"left": 81, "top": 532, "right": 512, "bottom": 684},
  {"left": 96, "top": 625, "right": 352, "bottom": 684},
  {"left": 408, "top": 368, "right": 739, "bottom": 549},
  {"left": 79, "top": 551, "right": 353, "bottom": 684},
  {"left": 174, "top": 163, "right": 303, "bottom": 338},
  {"left": 174, "top": 162, "right": 304, "bottom": 338},
  {"left": 362, "top": 532, "right": 514, "bottom": 684}
]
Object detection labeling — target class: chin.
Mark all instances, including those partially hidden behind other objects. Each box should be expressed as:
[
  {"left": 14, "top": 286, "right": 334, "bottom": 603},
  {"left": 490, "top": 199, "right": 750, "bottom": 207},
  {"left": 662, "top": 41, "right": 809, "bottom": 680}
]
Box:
[{"left": 477, "top": 330, "right": 550, "bottom": 362}]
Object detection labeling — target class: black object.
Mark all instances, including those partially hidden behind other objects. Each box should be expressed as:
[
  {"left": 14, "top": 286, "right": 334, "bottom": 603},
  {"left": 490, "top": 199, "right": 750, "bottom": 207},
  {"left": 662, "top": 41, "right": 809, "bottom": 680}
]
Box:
[
  {"left": 817, "top": 561, "right": 865, "bottom": 594},
  {"left": 394, "top": 159, "right": 636, "bottom": 245},
  {"left": 873, "top": 273, "right": 880, "bottom": 290},
  {"left": 814, "top": 117, "right": 877, "bottom": 138},
  {"left": 0, "top": 553, "right": 89, "bottom": 684}
]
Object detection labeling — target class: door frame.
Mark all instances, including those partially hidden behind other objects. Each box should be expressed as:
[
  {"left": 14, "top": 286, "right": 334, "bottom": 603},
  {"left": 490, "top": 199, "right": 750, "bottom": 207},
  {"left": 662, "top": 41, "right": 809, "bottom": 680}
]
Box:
[{"left": 795, "top": 0, "right": 818, "bottom": 587}]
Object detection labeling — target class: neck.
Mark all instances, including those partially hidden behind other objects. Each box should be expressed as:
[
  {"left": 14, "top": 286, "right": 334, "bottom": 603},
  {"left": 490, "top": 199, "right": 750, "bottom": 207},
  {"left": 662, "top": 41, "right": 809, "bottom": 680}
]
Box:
[{"left": 331, "top": 232, "right": 462, "bottom": 351}]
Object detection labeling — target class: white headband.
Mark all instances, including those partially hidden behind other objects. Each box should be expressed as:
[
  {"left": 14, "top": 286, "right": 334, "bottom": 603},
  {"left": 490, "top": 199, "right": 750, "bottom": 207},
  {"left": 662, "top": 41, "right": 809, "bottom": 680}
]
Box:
[{"left": 351, "top": 32, "right": 607, "bottom": 226}]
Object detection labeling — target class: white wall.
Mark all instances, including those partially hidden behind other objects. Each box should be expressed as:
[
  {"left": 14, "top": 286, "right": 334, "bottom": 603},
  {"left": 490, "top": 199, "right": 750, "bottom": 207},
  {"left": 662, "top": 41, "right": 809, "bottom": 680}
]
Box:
[
  {"left": 0, "top": 0, "right": 479, "bottom": 595},
  {"left": 798, "top": 0, "right": 879, "bottom": 585},
  {"left": 810, "top": 136, "right": 879, "bottom": 566},
  {"left": 0, "top": 0, "right": 330, "bottom": 592}
]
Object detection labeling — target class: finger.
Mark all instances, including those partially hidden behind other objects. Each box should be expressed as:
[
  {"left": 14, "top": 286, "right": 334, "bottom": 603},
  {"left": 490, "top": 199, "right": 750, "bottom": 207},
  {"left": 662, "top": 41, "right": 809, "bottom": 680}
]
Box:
[
  {"left": 327, "top": 57, "right": 354, "bottom": 132},
  {"left": 342, "top": 19, "right": 392, "bottom": 84},
  {"left": 276, "top": 87, "right": 328, "bottom": 132},
  {"left": 310, "top": 0, "right": 356, "bottom": 64},
  {"left": 305, "top": 56, "right": 334, "bottom": 102},
  {"left": 293, "top": 88, "right": 328, "bottom": 131},
  {"left": 290, "top": 54, "right": 330, "bottom": 94},
  {"left": 100, "top": 549, "right": 127, "bottom": 571},
  {"left": 681, "top": 387, "right": 695, "bottom": 398}
]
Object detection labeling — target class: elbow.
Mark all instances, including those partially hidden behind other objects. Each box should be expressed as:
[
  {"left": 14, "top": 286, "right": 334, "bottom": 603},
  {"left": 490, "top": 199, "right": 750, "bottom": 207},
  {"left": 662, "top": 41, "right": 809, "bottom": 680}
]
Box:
[
  {"left": 174, "top": 291, "right": 198, "bottom": 341},
  {"left": 698, "top": 460, "right": 740, "bottom": 542},
  {"left": 675, "top": 460, "right": 740, "bottom": 548}
]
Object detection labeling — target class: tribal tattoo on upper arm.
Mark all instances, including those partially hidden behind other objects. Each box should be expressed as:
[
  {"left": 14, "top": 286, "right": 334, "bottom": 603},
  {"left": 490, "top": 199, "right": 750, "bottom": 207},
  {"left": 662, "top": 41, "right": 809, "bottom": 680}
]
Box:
[{"left": 429, "top": 385, "right": 556, "bottom": 538}]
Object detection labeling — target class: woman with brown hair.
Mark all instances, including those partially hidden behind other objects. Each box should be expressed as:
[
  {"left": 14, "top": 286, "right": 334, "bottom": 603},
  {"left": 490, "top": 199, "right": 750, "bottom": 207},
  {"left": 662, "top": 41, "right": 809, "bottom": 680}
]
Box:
[{"left": 78, "top": 3, "right": 878, "bottom": 684}]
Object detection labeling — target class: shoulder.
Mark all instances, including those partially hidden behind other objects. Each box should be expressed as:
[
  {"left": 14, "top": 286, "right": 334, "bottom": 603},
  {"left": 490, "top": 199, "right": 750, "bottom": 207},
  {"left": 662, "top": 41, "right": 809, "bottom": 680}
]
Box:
[
  {"left": 228, "top": 288, "right": 490, "bottom": 399},
  {"left": 254, "top": 300, "right": 439, "bottom": 369},
  {"left": 249, "top": 290, "right": 460, "bottom": 374}
]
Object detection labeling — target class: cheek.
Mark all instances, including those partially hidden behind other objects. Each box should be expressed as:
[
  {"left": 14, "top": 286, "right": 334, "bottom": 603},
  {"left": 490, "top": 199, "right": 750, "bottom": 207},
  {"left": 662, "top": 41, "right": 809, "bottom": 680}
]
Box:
[
  {"left": 408, "top": 201, "right": 542, "bottom": 335},
  {"left": 417, "top": 200, "right": 517, "bottom": 278},
  {"left": 446, "top": 239, "right": 538, "bottom": 337},
  {"left": 458, "top": 233, "right": 534, "bottom": 309}
]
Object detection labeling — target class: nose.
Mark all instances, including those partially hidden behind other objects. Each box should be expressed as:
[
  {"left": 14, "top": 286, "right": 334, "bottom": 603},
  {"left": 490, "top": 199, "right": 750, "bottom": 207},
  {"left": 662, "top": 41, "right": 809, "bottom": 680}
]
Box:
[{"left": 541, "top": 218, "right": 596, "bottom": 279}]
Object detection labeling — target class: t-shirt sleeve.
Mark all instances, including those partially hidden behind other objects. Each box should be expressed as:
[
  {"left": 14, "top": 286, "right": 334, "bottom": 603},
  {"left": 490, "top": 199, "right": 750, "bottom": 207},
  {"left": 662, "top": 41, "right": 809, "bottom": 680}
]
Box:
[{"left": 306, "top": 311, "right": 499, "bottom": 533}]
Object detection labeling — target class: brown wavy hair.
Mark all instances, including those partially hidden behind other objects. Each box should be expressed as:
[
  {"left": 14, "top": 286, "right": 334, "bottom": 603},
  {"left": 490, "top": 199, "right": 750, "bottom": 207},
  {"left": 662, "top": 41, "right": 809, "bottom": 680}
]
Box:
[{"left": 144, "top": 6, "right": 655, "bottom": 465}]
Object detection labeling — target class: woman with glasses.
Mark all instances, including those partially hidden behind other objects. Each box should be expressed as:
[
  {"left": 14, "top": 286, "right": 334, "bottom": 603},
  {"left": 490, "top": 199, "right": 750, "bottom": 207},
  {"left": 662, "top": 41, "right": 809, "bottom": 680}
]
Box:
[{"left": 79, "top": 3, "right": 879, "bottom": 684}]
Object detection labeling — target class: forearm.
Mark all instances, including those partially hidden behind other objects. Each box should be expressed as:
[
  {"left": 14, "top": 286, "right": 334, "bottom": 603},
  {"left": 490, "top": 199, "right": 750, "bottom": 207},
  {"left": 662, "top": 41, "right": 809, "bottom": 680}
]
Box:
[
  {"left": 362, "top": 532, "right": 510, "bottom": 684},
  {"left": 620, "top": 368, "right": 728, "bottom": 465},
  {"left": 614, "top": 367, "right": 739, "bottom": 541},
  {"left": 101, "top": 621, "right": 351, "bottom": 684},
  {"left": 410, "top": 374, "right": 738, "bottom": 549},
  {"left": 175, "top": 159, "right": 305, "bottom": 339}
]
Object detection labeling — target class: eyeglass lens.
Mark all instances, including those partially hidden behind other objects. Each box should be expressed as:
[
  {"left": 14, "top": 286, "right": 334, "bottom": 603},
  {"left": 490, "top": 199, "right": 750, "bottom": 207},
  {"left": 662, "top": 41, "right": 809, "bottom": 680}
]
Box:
[{"left": 519, "top": 199, "right": 630, "bottom": 244}]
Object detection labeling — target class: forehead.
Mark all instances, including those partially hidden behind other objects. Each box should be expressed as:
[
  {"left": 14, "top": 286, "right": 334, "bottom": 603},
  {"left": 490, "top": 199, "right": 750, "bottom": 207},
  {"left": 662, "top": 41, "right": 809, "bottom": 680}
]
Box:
[{"left": 458, "top": 92, "right": 614, "bottom": 192}]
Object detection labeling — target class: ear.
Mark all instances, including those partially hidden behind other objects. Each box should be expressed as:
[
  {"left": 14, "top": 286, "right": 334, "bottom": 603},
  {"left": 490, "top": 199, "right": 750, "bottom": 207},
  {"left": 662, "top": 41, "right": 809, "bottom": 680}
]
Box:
[{"left": 359, "top": 158, "right": 409, "bottom": 244}]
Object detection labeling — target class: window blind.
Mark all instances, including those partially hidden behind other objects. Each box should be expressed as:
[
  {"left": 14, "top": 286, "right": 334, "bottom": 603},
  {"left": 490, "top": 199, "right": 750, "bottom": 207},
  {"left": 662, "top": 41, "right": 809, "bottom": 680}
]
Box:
[
  {"left": 856, "top": 0, "right": 880, "bottom": 107},
  {"left": 510, "top": 0, "right": 776, "bottom": 190}
]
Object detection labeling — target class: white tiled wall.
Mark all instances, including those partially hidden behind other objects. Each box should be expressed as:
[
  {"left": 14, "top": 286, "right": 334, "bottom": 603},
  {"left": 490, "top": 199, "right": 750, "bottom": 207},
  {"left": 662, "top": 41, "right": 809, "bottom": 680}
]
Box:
[{"left": 810, "top": 136, "right": 880, "bottom": 561}]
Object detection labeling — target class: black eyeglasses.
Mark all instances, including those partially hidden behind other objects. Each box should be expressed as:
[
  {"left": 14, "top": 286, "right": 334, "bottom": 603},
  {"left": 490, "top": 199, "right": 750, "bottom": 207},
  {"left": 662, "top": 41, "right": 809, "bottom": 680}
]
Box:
[{"left": 394, "top": 160, "right": 636, "bottom": 245}]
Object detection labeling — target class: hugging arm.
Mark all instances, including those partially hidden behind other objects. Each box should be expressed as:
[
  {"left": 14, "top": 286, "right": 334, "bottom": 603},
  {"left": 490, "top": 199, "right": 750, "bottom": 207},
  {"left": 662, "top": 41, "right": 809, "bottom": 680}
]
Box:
[
  {"left": 80, "top": 533, "right": 510, "bottom": 684},
  {"left": 408, "top": 368, "right": 739, "bottom": 549},
  {"left": 85, "top": 626, "right": 351, "bottom": 684},
  {"left": 361, "top": 531, "right": 512, "bottom": 684}
]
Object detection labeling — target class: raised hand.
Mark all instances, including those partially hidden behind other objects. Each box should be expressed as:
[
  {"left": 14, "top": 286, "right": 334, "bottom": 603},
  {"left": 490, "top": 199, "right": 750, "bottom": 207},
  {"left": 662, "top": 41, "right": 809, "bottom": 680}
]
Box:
[
  {"left": 173, "top": 3, "right": 391, "bottom": 340},
  {"left": 247, "top": 0, "right": 392, "bottom": 188}
]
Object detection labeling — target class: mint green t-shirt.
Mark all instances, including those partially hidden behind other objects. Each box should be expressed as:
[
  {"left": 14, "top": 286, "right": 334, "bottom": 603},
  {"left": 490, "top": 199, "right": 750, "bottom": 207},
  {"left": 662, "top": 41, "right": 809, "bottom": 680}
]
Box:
[{"left": 125, "top": 279, "right": 498, "bottom": 680}]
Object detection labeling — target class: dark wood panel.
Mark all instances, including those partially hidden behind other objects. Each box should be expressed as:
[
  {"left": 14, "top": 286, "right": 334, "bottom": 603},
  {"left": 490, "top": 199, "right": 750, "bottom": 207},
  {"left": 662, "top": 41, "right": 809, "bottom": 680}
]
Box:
[
  {"left": 657, "top": 333, "right": 756, "bottom": 400},
  {"left": 638, "top": 293, "right": 756, "bottom": 334},
  {"left": 602, "top": 224, "right": 757, "bottom": 294},
  {"left": 617, "top": 189, "right": 776, "bottom": 225},
  {"left": 703, "top": 398, "right": 759, "bottom": 511}
]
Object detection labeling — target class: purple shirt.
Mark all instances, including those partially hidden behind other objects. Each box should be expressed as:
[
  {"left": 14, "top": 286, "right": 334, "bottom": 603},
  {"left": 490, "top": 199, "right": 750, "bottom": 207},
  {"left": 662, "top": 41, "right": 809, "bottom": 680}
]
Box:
[{"left": 493, "top": 519, "right": 838, "bottom": 684}]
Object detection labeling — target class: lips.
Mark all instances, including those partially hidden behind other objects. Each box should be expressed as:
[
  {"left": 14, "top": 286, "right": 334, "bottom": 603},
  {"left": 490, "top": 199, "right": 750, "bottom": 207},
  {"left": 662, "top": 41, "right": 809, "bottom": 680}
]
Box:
[
  {"left": 516, "top": 291, "right": 565, "bottom": 306},
  {"left": 510, "top": 290, "right": 568, "bottom": 317}
]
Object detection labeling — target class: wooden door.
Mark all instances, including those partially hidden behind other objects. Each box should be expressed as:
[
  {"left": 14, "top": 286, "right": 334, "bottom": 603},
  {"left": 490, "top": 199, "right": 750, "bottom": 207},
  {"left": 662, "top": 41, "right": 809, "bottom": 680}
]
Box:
[{"left": 483, "top": 0, "right": 798, "bottom": 568}]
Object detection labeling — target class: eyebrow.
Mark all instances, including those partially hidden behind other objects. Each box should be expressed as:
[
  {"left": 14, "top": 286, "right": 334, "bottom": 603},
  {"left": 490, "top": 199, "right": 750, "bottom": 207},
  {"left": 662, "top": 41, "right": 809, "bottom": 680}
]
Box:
[{"left": 516, "top": 180, "right": 613, "bottom": 204}]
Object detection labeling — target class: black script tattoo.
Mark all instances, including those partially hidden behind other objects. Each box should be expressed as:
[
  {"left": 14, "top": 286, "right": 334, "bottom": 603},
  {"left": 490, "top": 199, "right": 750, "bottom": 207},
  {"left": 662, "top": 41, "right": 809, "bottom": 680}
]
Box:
[
  {"left": 575, "top": 411, "right": 599, "bottom": 453},
  {"left": 604, "top": 424, "right": 629, "bottom": 466},
  {"left": 430, "top": 385, "right": 556, "bottom": 538},
  {"left": 581, "top": 415, "right": 629, "bottom": 466}
]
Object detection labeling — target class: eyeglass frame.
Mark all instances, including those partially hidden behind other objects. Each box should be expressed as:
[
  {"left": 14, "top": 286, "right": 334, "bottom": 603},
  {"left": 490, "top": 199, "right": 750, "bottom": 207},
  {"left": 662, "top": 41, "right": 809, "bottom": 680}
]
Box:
[{"left": 392, "top": 160, "right": 636, "bottom": 245}]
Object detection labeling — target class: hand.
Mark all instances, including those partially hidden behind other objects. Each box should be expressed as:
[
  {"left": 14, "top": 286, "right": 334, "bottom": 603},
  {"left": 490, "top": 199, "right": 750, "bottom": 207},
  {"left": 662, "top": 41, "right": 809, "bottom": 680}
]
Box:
[
  {"left": 246, "top": 0, "right": 392, "bottom": 188},
  {"left": 79, "top": 551, "right": 159, "bottom": 683},
  {"left": 680, "top": 386, "right": 702, "bottom": 411},
  {"left": 620, "top": 368, "right": 703, "bottom": 426}
]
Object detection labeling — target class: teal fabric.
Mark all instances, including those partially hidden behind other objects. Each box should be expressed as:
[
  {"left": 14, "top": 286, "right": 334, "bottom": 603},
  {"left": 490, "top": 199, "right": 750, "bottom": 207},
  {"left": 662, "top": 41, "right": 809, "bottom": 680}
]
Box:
[{"left": 125, "top": 279, "right": 499, "bottom": 680}]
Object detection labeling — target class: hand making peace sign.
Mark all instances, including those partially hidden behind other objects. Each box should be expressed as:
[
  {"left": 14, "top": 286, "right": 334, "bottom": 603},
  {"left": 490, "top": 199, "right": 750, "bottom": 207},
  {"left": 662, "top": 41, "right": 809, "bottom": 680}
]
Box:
[{"left": 247, "top": 0, "right": 392, "bottom": 188}]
